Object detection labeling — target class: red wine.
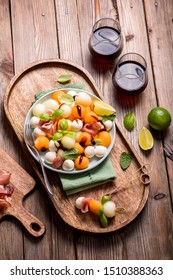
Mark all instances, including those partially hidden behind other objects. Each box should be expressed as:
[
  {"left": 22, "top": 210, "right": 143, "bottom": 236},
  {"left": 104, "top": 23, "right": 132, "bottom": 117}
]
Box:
[
  {"left": 113, "top": 61, "right": 148, "bottom": 95},
  {"left": 89, "top": 26, "right": 123, "bottom": 59}
]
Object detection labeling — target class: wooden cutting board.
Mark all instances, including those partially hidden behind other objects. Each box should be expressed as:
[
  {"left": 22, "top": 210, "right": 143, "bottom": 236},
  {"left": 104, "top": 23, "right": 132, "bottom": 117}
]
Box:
[
  {"left": 4, "top": 59, "right": 150, "bottom": 233},
  {"left": 0, "top": 148, "right": 45, "bottom": 237}
]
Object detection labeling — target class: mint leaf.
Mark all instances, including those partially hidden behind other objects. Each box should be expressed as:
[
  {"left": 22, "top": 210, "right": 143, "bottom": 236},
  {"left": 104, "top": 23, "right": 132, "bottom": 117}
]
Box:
[
  {"left": 58, "top": 93, "right": 74, "bottom": 105},
  {"left": 52, "top": 108, "right": 64, "bottom": 118},
  {"left": 57, "top": 74, "right": 72, "bottom": 84},
  {"left": 62, "top": 148, "right": 79, "bottom": 160},
  {"left": 102, "top": 114, "right": 116, "bottom": 121},
  {"left": 120, "top": 152, "right": 133, "bottom": 170},
  {"left": 38, "top": 113, "right": 52, "bottom": 121},
  {"left": 53, "top": 132, "right": 63, "bottom": 141},
  {"left": 66, "top": 131, "right": 76, "bottom": 138},
  {"left": 59, "top": 119, "right": 68, "bottom": 131}
]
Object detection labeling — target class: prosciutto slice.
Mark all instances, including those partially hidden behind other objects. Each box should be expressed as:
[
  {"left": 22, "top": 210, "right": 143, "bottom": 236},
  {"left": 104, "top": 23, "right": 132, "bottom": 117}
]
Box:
[
  {"left": 0, "top": 169, "right": 14, "bottom": 210},
  {"left": 38, "top": 120, "right": 54, "bottom": 135},
  {"left": 0, "top": 169, "right": 11, "bottom": 185},
  {"left": 82, "top": 122, "right": 101, "bottom": 136}
]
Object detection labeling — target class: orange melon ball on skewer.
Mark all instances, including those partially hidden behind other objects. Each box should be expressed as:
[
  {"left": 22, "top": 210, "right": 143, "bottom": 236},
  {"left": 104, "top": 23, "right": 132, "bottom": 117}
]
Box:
[{"left": 89, "top": 199, "right": 102, "bottom": 214}]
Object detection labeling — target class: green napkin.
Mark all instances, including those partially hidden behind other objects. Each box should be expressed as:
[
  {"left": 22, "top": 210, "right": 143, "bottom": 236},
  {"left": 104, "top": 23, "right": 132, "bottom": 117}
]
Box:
[{"left": 59, "top": 156, "right": 116, "bottom": 196}]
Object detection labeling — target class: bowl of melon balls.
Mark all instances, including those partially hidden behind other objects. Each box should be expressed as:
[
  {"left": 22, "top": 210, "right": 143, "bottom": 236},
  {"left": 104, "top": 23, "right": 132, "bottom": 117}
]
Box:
[{"left": 24, "top": 88, "right": 116, "bottom": 174}]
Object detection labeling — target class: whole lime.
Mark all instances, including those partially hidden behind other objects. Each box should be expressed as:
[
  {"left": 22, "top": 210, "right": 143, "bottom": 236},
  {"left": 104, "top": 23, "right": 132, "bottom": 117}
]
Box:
[{"left": 148, "top": 107, "right": 171, "bottom": 131}]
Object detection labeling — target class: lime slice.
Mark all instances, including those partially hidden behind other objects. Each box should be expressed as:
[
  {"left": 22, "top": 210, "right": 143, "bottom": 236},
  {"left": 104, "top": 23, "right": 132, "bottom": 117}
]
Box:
[
  {"left": 139, "top": 127, "right": 154, "bottom": 150},
  {"left": 93, "top": 101, "right": 116, "bottom": 116}
]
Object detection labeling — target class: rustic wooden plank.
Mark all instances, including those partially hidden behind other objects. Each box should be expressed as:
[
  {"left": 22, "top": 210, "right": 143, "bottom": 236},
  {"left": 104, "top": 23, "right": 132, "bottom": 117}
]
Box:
[
  {"left": 11, "top": 0, "right": 59, "bottom": 72},
  {"left": 0, "top": 0, "right": 24, "bottom": 260},
  {"left": 74, "top": 0, "right": 173, "bottom": 259},
  {"left": 10, "top": 0, "right": 75, "bottom": 259},
  {"left": 115, "top": 0, "right": 173, "bottom": 259},
  {"left": 55, "top": 0, "right": 83, "bottom": 64},
  {"left": 143, "top": 0, "right": 173, "bottom": 204}
]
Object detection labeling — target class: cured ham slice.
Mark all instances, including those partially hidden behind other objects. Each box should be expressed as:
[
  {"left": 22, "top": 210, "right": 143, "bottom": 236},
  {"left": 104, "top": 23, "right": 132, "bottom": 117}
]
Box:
[
  {"left": 38, "top": 120, "right": 54, "bottom": 135},
  {"left": 82, "top": 122, "right": 101, "bottom": 136},
  {"left": 0, "top": 169, "right": 14, "bottom": 210},
  {"left": 0, "top": 169, "right": 11, "bottom": 185}
]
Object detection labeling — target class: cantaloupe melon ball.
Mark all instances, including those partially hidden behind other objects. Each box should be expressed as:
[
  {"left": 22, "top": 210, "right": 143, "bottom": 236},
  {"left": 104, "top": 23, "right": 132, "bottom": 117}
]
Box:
[
  {"left": 75, "top": 92, "right": 92, "bottom": 107},
  {"left": 74, "top": 155, "right": 89, "bottom": 169}
]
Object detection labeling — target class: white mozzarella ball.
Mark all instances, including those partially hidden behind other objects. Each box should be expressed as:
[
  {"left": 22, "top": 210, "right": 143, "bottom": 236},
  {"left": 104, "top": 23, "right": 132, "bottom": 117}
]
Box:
[
  {"left": 33, "top": 127, "right": 46, "bottom": 137},
  {"left": 49, "top": 139, "right": 60, "bottom": 151},
  {"left": 94, "top": 145, "right": 107, "bottom": 157},
  {"left": 75, "top": 92, "right": 92, "bottom": 106},
  {"left": 75, "top": 197, "right": 85, "bottom": 209},
  {"left": 67, "top": 90, "right": 77, "bottom": 97},
  {"left": 84, "top": 146, "right": 95, "bottom": 158},
  {"left": 71, "top": 119, "right": 83, "bottom": 132},
  {"left": 103, "top": 201, "right": 116, "bottom": 218},
  {"left": 30, "top": 116, "right": 40, "bottom": 128},
  {"left": 45, "top": 151, "right": 57, "bottom": 164},
  {"left": 43, "top": 99, "right": 59, "bottom": 111},
  {"left": 61, "top": 136, "right": 75, "bottom": 149},
  {"left": 32, "top": 103, "right": 45, "bottom": 116},
  {"left": 60, "top": 104, "right": 72, "bottom": 118},
  {"left": 103, "top": 120, "right": 113, "bottom": 131},
  {"left": 62, "top": 159, "right": 74, "bottom": 171}
]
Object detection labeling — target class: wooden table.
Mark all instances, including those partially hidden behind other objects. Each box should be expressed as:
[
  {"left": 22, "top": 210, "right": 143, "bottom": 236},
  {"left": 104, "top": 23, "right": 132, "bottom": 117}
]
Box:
[{"left": 0, "top": 0, "right": 173, "bottom": 260}]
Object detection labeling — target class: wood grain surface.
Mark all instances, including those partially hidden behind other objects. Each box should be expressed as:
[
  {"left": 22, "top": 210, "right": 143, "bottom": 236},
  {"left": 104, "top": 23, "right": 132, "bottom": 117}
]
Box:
[{"left": 0, "top": 0, "right": 172, "bottom": 260}]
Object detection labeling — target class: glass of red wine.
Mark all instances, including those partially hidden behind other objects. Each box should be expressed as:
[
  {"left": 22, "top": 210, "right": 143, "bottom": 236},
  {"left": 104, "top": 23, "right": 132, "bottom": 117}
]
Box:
[
  {"left": 112, "top": 53, "right": 148, "bottom": 96},
  {"left": 88, "top": 18, "right": 123, "bottom": 61}
]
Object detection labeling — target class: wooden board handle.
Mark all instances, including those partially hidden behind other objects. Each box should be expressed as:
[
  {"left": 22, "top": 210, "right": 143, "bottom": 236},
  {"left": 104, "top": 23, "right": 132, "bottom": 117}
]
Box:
[{"left": 7, "top": 203, "right": 46, "bottom": 237}]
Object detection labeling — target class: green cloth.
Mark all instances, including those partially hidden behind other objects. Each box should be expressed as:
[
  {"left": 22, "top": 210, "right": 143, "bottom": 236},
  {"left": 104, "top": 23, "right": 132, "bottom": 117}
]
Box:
[{"left": 59, "top": 156, "right": 116, "bottom": 195}]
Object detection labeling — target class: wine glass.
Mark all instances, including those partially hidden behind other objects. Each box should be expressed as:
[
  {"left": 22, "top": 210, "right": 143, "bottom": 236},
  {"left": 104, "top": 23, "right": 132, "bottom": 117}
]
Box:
[
  {"left": 112, "top": 53, "right": 148, "bottom": 96},
  {"left": 88, "top": 18, "right": 123, "bottom": 61}
]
